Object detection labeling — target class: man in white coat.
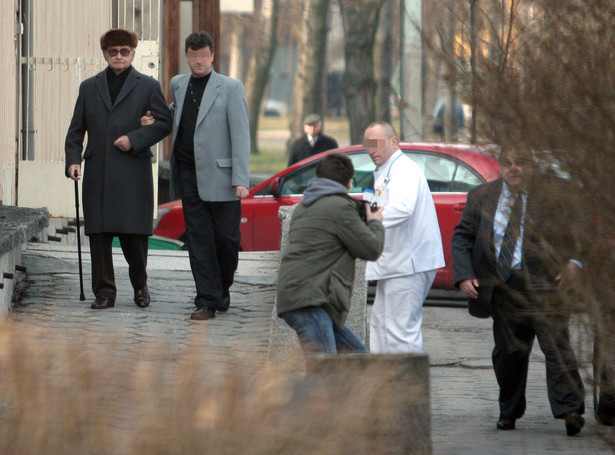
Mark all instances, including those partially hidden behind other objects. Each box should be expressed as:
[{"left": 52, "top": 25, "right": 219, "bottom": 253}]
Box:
[{"left": 364, "top": 122, "right": 445, "bottom": 353}]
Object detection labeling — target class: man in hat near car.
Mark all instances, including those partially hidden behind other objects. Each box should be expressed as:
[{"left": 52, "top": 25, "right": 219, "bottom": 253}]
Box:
[
  {"left": 287, "top": 114, "right": 339, "bottom": 166},
  {"left": 65, "top": 28, "right": 172, "bottom": 310}
]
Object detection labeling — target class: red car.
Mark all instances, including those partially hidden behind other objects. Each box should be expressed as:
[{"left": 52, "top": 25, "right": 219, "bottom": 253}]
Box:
[{"left": 154, "top": 143, "right": 500, "bottom": 289}]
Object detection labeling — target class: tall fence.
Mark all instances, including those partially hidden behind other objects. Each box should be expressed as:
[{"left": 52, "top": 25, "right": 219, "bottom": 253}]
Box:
[{"left": 1, "top": 1, "right": 19, "bottom": 204}]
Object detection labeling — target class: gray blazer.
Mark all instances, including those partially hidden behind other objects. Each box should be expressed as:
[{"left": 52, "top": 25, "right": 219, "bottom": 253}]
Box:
[{"left": 169, "top": 70, "right": 250, "bottom": 201}]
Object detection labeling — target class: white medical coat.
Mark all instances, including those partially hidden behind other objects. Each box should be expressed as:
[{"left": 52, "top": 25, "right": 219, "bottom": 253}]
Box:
[{"left": 365, "top": 150, "right": 445, "bottom": 280}]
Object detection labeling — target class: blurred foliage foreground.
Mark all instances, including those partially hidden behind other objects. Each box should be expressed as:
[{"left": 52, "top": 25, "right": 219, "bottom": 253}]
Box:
[
  {"left": 450, "top": 0, "right": 615, "bottom": 425},
  {"left": 0, "top": 324, "right": 429, "bottom": 455}
]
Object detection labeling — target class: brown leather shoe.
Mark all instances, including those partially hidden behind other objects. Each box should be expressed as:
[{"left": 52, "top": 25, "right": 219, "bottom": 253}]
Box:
[
  {"left": 190, "top": 308, "right": 216, "bottom": 320},
  {"left": 91, "top": 295, "right": 115, "bottom": 309},
  {"left": 134, "top": 287, "right": 150, "bottom": 308}
]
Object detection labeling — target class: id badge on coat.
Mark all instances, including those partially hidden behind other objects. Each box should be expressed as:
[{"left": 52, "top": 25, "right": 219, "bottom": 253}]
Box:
[{"left": 374, "top": 182, "right": 389, "bottom": 207}]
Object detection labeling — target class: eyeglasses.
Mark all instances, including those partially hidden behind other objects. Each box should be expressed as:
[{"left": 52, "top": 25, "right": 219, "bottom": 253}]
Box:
[{"left": 106, "top": 48, "right": 132, "bottom": 57}]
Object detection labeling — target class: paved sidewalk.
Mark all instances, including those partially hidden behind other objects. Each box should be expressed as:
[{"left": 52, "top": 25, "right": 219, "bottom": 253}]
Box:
[
  {"left": 11, "top": 243, "right": 279, "bottom": 372},
  {"left": 8, "top": 242, "right": 615, "bottom": 454},
  {"left": 423, "top": 304, "right": 615, "bottom": 454}
]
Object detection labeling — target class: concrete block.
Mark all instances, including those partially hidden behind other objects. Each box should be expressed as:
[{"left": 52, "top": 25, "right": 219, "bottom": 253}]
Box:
[
  {"left": 0, "top": 246, "right": 20, "bottom": 317},
  {"left": 0, "top": 206, "right": 48, "bottom": 315},
  {"left": 268, "top": 205, "right": 368, "bottom": 371},
  {"left": 305, "top": 353, "right": 432, "bottom": 455}
]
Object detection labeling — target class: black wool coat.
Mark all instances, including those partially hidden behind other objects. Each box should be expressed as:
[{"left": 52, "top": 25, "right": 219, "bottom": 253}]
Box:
[
  {"left": 65, "top": 67, "right": 172, "bottom": 235},
  {"left": 287, "top": 134, "right": 339, "bottom": 166}
]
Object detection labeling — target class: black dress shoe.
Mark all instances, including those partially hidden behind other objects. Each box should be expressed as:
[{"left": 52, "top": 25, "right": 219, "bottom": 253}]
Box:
[
  {"left": 134, "top": 286, "right": 150, "bottom": 308},
  {"left": 190, "top": 308, "right": 216, "bottom": 320},
  {"left": 496, "top": 415, "right": 516, "bottom": 430},
  {"left": 564, "top": 411, "right": 585, "bottom": 436},
  {"left": 91, "top": 295, "right": 115, "bottom": 309},
  {"left": 596, "top": 394, "right": 615, "bottom": 426},
  {"left": 218, "top": 293, "right": 230, "bottom": 312}
]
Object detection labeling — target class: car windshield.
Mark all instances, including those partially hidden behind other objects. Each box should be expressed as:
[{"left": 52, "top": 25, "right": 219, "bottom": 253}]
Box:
[{"left": 260, "top": 149, "right": 485, "bottom": 196}]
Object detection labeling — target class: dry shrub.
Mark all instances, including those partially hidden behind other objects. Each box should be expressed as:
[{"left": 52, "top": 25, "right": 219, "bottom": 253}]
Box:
[
  {"left": 0, "top": 324, "right": 428, "bottom": 455},
  {"left": 431, "top": 0, "right": 615, "bottom": 445}
]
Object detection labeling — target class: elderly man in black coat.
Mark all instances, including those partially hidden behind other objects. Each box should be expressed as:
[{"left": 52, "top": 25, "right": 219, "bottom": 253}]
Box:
[
  {"left": 287, "top": 114, "right": 338, "bottom": 166},
  {"left": 65, "top": 29, "right": 172, "bottom": 310}
]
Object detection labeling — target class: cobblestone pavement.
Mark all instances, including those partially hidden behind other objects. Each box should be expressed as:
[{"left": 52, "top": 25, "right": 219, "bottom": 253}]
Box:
[
  {"left": 8, "top": 243, "right": 615, "bottom": 454},
  {"left": 423, "top": 305, "right": 615, "bottom": 454},
  {"left": 10, "top": 244, "right": 278, "bottom": 372}
]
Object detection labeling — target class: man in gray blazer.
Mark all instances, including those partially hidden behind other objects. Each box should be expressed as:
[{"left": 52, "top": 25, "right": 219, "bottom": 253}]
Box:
[
  {"left": 65, "top": 28, "right": 172, "bottom": 310},
  {"left": 169, "top": 31, "right": 250, "bottom": 320}
]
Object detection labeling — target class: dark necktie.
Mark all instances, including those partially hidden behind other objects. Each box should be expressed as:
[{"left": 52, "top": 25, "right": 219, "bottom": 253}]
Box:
[{"left": 497, "top": 194, "right": 523, "bottom": 281}]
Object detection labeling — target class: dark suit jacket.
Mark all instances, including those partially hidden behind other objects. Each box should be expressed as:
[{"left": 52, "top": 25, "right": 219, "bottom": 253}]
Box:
[
  {"left": 65, "top": 67, "right": 172, "bottom": 235},
  {"left": 451, "top": 177, "right": 579, "bottom": 318}
]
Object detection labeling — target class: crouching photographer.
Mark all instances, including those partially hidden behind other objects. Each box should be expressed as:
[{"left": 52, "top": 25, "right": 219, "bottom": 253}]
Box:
[{"left": 276, "top": 153, "right": 384, "bottom": 356}]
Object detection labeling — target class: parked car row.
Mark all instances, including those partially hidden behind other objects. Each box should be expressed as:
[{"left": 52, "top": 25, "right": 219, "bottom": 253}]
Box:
[{"left": 153, "top": 143, "right": 501, "bottom": 289}]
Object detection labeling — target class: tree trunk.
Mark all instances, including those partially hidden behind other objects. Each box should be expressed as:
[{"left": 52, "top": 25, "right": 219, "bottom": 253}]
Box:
[
  {"left": 339, "top": 0, "right": 385, "bottom": 144},
  {"left": 444, "top": 2, "right": 459, "bottom": 142},
  {"left": 374, "top": 0, "right": 395, "bottom": 123},
  {"left": 288, "top": 0, "right": 332, "bottom": 151},
  {"left": 244, "top": 0, "right": 280, "bottom": 155},
  {"left": 468, "top": 0, "right": 478, "bottom": 143},
  {"left": 227, "top": 15, "right": 250, "bottom": 81}
]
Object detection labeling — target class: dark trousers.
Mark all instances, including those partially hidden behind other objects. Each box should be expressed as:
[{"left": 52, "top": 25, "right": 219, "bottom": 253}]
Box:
[
  {"left": 491, "top": 272, "right": 585, "bottom": 419},
  {"left": 178, "top": 167, "right": 241, "bottom": 310},
  {"left": 89, "top": 233, "right": 148, "bottom": 299},
  {"left": 593, "top": 307, "right": 615, "bottom": 424}
]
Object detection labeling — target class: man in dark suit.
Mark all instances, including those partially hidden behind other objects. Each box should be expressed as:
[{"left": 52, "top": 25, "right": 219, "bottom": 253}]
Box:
[
  {"left": 287, "top": 114, "right": 338, "bottom": 166},
  {"left": 65, "top": 28, "right": 172, "bottom": 310},
  {"left": 451, "top": 147, "right": 586, "bottom": 436},
  {"left": 168, "top": 32, "right": 250, "bottom": 321}
]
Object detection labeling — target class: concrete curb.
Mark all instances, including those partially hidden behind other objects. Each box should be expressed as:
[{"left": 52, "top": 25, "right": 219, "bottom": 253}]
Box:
[{"left": 0, "top": 205, "right": 49, "bottom": 315}]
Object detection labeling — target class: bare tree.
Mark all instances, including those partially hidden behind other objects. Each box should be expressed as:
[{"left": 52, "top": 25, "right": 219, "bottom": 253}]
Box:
[
  {"left": 339, "top": 0, "right": 385, "bottom": 144},
  {"left": 244, "top": 0, "right": 280, "bottom": 155},
  {"left": 374, "top": 0, "right": 396, "bottom": 123},
  {"left": 223, "top": 14, "right": 252, "bottom": 81},
  {"left": 422, "top": 0, "right": 447, "bottom": 139},
  {"left": 443, "top": 1, "right": 459, "bottom": 141},
  {"left": 468, "top": 0, "right": 478, "bottom": 142},
  {"left": 448, "top": 0, "right": 615, "bottom": 435},
  {"left": 288, "top": 0, "right": 332, "bottom": 149}
]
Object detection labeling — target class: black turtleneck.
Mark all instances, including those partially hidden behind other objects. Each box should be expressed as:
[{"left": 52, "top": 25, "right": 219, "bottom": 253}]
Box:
[
  {"left": 106, "top": 65, "right": 133, "bottom": 105},
  {"left": 174, "top": 73, "right": 211, "bottom": 169}
]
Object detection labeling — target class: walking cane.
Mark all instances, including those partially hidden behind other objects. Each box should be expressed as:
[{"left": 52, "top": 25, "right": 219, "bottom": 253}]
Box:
[{"left": 74, "top": 170, "right": 86, "bottom": 301}]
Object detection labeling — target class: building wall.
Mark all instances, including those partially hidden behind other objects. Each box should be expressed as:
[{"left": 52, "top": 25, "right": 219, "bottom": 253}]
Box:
[
  {"left": 13, "top": 0, "right": 162, "bottom": 216},
  {"left": 1, "top": 1, "right": 18, "bottom": 205},
  {"left": 19, "top": 1, "right": 114, "bottom": 164}
]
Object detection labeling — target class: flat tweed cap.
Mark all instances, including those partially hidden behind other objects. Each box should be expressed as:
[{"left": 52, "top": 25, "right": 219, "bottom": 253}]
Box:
[{"left": 303, "top": 113, "right": 322, "bottom": 125}]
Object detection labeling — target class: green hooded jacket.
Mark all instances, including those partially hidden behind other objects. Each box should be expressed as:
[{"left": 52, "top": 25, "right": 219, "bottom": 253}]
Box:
[{"left": 276, "top": 178, "right": 385, "bottom": 327}]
